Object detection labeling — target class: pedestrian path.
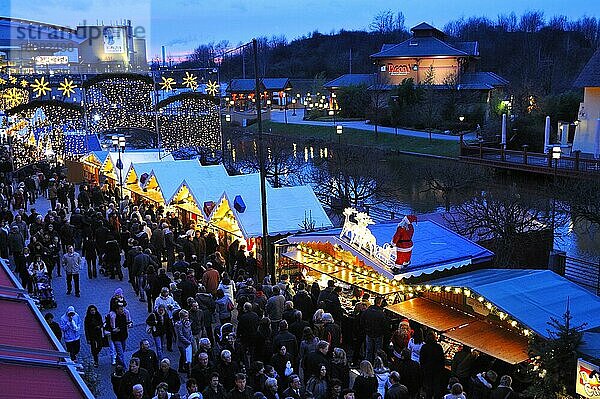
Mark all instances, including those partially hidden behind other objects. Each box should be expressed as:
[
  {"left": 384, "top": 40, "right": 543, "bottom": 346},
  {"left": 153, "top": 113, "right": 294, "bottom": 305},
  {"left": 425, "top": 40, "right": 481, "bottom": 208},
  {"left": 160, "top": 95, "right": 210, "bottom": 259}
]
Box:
[
  {"left": 30, "top": 195, "right": 184, "bottom": 399},
  {"left": 268, "top": 109, "right": 477, "bottom": 141}
]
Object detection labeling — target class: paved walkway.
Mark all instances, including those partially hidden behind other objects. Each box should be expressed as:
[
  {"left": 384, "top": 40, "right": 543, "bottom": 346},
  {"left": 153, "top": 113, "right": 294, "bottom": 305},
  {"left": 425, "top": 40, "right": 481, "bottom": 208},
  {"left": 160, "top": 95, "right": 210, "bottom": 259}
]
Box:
[
  {"left": 30, "top": 196, "right": 184, "bottom": 399},
  {"left": 268, "top": 109, "right": 477, "bottom": 141}
]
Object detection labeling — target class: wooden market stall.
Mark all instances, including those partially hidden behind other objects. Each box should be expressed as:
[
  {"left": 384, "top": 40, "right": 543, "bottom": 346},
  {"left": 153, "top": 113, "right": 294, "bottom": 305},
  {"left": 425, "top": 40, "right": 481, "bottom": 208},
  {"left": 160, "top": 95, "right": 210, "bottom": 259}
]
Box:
[{"left": 386, "top": 269, "right": 600, "bottom": 366}]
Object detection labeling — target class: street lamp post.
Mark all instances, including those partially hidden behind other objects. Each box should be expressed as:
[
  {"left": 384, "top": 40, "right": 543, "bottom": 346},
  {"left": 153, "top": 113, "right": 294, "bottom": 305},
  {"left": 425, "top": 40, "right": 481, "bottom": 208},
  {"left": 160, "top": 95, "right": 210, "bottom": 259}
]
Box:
[
  {"left": 112, "top": 135, "right": 126, "bottom": 200},
  {"left": 551, "top": 145, "right": 561, "bottom": 249},
  {"left": 291, "top": 98, "right": 297, "bottom": 116},
  {"left": 283, "top": 93, "right": 288, "bottom": 124},
  {"left": 336, "top": 124, "right": 343, "bottom": 145}
]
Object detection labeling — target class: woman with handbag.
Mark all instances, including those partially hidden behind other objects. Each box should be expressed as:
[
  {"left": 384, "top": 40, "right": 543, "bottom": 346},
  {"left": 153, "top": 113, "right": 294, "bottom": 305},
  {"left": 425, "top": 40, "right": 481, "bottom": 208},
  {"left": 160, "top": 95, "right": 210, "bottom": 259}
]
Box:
[
  {"left": 146, "top": 304, "right": 172, "bottom": 360},
  {"left": 84, "top": 304, "right": 104, "bottom": 367}
]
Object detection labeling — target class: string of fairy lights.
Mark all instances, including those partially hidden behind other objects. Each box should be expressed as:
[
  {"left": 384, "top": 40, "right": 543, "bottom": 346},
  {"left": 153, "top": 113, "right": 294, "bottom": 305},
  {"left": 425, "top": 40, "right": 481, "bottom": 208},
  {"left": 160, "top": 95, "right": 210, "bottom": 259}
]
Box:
[
  {"left": 0, "top": 71, "right": 222, "bottom": 169},
  {"left": 295, "top": 243, "right": 534, "bottom": 339}
]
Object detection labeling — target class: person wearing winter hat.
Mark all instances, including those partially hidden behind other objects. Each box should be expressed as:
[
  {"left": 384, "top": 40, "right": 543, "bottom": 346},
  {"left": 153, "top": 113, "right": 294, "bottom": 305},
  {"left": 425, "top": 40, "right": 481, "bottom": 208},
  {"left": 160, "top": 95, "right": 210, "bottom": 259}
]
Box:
[{"left": 59, "top": 305, "right": 82, "bottom": 361}]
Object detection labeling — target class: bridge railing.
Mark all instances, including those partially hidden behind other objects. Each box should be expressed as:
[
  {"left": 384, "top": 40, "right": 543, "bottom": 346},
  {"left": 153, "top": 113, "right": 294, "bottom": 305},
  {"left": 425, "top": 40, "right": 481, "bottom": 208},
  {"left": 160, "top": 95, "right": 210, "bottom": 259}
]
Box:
[{"left": 460, "top": 139, "right": 600, "bottom": 175}]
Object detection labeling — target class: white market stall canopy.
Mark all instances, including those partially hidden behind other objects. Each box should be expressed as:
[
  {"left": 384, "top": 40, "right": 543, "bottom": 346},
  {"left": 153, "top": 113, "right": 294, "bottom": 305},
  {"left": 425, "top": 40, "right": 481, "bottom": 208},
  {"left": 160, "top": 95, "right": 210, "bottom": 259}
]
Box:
[
  {"left": 425, "top": 269, "right": 600, "bottom": 339},
  {"left": 124, "top": 159, "right": 332, "bottom": 238},
  {"left": 102, "top": 149, "right": 174, "bottom": 178}
]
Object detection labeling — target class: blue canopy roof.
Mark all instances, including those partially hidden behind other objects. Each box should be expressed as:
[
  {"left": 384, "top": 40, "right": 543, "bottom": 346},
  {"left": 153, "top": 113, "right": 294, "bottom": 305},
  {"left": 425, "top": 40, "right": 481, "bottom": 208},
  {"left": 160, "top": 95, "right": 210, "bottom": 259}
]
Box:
[
  {"left": 426, "top": 269, "right": 600, "bottom": 339},
  {"left": 284, "top": 220, "right": 494, "bottom": 280},
  {"left": 64, "top": 133, "right": 101, "bottom": 155}
]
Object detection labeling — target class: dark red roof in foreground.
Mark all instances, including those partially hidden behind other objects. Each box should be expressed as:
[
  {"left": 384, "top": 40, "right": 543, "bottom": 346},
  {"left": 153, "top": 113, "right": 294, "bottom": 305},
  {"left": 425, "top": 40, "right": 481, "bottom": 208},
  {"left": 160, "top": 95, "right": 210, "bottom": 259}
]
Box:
[
  {"left": 0, "top": 298, "right": 56, "bottom": 351},
  {"left": 0, "top": 363, "right": 85, "bottom": 399},
  {"left": 0, "top": 259, "right": 92, "bottom": 398}
]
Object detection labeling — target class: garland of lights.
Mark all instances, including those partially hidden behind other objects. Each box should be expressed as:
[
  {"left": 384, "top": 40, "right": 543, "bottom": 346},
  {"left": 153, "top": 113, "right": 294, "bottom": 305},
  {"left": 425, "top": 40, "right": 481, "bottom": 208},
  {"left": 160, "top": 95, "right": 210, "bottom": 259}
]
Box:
[
  {"left": 86, "top": 75, "right": 154, "bottom": 135},
  {"left": 296, "top": 242, "right": 533, "bottom": 338},
  {"left": 157, "top": 92, "right": 222, "bottom": 152}
]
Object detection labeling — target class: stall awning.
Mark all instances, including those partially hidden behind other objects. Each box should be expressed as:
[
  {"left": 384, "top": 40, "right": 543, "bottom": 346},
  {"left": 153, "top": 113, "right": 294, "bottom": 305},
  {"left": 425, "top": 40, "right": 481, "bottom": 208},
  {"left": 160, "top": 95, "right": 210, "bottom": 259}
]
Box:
[
  {"left": 283, "top": 249, "right": 403, "bottom": 296},
  {"left": 387, "top": 298, "right": 475, "bottom": 331},
  {"left": 386, "top": 298, "right": 530, "bottom": 364},
  {"left": 444, "top": 321, "right": 530, "bottom": 364}
]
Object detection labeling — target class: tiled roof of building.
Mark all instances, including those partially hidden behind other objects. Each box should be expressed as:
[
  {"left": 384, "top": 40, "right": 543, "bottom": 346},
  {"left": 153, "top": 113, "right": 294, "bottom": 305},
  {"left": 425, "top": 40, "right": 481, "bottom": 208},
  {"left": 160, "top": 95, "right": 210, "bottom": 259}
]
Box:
[
  {"left": 323, "top": 74, "right": 376, "bottom": 89},
  {"left": 574, "top": 47, "right": 600, "bottom": 87},
  {"left": 459, "top": 72, "right": 510, "bottom": 89},
  {"left": 371, "top": 36, "right": 475, "bottom": 58}
]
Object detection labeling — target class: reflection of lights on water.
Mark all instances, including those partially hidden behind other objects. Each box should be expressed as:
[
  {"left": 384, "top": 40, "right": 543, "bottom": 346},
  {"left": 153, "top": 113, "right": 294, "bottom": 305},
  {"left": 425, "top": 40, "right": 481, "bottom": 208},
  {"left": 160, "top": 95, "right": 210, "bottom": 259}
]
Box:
[
  {"left": 319, "top": 148, "right": 323, "bottom": 158},
  {"left": 293, "top": 143, "right": 297, "bottom": 158},
  {"left": 267, "top": 147, "right": 272, "bottom": 162},
  {"left": 310, "top": 146, "right": 314, "bottom": 159},
  {"left": 304, "top": 147, "right": 309, "bottom": 162},
  {"left": 253, "top": 140, "right": 257, "bottom": 156},
  {"left": 324, "top": 147, "right": 328, "bottom": 158},
  {"left": 226, "top": 139, "right": 232, "bottom": 150},
  {"left": 232, "top": 148, "right": 236, "bottom": 162}
]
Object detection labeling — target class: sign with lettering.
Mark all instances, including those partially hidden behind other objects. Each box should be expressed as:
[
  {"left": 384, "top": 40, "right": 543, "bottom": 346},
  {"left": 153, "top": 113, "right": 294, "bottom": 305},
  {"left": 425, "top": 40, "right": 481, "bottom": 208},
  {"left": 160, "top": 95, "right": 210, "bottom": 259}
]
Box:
[
  {"left": 577, "top": 359, "right": 600, "bottom": 398},
  {"left": 34, "top": 56, "right": 68, "bottom": 65},
  {"left": 387, "top": 63, "right": 412, "bottom": 76}
]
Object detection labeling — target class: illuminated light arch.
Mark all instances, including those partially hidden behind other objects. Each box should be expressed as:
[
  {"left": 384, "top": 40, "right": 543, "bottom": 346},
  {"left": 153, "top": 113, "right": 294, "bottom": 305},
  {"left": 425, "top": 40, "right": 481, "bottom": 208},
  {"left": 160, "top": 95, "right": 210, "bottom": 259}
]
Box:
[
  {"left": 83, "top": 73, "right": 155, "bottom": 135},
  {"left": 156, "top": 92, "right": 221, "bottom": 153}
]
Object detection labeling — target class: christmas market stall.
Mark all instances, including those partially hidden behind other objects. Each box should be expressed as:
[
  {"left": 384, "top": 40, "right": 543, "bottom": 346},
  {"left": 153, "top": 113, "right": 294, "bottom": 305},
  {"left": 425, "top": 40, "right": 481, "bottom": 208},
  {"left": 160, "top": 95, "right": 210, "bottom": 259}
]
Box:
[
  {"left": 275, "top": 208, "right": 494, "bottom": 307},
  {"left": 386, "top": 269, "right": 600, "bottom": 366},
  {"left": 79, "top": 150, "right": 108, "bottom": 184}
]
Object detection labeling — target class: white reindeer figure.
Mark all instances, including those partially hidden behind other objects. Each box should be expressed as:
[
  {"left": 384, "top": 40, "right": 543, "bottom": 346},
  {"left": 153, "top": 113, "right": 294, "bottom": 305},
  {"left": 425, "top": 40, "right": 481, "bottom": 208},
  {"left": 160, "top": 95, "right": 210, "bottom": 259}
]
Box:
[{"left": 340, "top": 207, "right": 356, "bottom": 240}]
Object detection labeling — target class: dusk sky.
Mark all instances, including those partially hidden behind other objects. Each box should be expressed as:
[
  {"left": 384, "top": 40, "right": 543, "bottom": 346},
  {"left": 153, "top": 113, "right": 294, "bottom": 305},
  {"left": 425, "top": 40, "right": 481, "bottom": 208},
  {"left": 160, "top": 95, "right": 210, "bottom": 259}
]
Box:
[{"left": 5, "top": 0, "right": 600, "bottom": 59}]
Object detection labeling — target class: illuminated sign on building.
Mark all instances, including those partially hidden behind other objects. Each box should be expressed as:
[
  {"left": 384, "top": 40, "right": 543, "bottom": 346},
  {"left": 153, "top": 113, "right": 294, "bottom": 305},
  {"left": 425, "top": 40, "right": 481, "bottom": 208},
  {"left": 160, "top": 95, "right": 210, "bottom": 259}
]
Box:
[
  {"left": 34, "top": 56, "right": 69, "bottom": 65},
  {"left": 103, "top": 27, "right": 124, "bottom": 54},
  {"left": 387, "top": 63, "right": 414, "bottom": 76},
  {"left": 577, "top": 359, "right": 600, "bottom": 398}
]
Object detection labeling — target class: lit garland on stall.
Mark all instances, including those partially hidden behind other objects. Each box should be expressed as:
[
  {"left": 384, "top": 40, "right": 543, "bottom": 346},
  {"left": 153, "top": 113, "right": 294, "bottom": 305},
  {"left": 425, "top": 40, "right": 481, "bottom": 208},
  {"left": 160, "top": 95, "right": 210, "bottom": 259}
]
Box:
[{"left": 295, "top": 242, "right": 533, "bottom": 338}]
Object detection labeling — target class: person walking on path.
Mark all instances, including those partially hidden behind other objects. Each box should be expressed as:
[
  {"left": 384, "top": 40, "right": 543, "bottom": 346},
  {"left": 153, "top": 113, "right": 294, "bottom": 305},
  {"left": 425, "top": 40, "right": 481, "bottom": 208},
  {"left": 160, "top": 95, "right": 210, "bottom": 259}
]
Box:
[
  {"left": 84, "top": 304, "right": 104, "bottom": 367},
  {"left": 62, "top": 245, "right": 82, "bottom": 297},
  {"left": 60, "top": 305, "right": 83, "bottom": 361}
]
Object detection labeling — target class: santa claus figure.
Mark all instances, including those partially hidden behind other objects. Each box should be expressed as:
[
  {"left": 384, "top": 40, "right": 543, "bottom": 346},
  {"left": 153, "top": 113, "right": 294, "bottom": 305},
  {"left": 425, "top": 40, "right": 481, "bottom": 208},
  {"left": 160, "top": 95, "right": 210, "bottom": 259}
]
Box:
[{"left": 392, "top": 215, "right": 417, "bottom": 267}]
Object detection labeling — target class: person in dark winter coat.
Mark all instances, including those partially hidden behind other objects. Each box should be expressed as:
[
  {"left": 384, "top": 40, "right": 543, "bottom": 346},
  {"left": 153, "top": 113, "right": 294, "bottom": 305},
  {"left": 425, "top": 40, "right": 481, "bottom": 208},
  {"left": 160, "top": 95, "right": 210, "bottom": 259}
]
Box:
[
  {"left": 84, "top": 304, "right": 104, "bottom": 366},
  {"left": 470, "top": 370, "right": 497, "bottom": 399},
  {"left": 396, "top": 349, "right": 421, "bottom": 399},
  {"left": 361, "top": 297, "right": 389, "bottom": 363},
  {"left": 489, "top": 375, "right": 518, "bottom": 399},
  {"left": 420, "top": 331, "right": 446, "bottom": 399},
  {"left": 132, "top": 339, "right": 159, "bottom": 378},
  {"left": 118, "top": 357, "right": 151, "bottom": 399},
  {"left": 385, "top": 371, "right": 409, "bottom": 399},
  {"left": 151, "top": 358, "right": 181, "bottom": 394},
  {"left": 293, "top": 283, "right": 315, "bottom": 322}
]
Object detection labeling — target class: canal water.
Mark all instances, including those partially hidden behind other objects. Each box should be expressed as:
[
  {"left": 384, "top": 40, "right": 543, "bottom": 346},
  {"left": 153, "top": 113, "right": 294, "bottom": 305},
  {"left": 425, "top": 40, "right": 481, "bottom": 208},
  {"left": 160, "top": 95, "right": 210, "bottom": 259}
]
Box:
[{"left": 228, "top": 138, "right": 600, "bottom": 264}]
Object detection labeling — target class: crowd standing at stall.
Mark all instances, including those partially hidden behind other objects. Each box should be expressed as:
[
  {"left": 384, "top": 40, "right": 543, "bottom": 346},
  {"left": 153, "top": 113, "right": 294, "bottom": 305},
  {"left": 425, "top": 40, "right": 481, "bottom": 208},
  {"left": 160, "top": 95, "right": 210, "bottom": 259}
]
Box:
[{"left": 0, "top": 166, "right": 523, "bottom": 399}]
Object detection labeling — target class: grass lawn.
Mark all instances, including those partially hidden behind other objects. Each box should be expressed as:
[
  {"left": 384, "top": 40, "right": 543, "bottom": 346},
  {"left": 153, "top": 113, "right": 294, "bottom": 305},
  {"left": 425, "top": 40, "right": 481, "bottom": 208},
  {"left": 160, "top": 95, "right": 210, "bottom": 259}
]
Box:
[{"left": 252, "top": 120, "right": 460, "bottom": 158}]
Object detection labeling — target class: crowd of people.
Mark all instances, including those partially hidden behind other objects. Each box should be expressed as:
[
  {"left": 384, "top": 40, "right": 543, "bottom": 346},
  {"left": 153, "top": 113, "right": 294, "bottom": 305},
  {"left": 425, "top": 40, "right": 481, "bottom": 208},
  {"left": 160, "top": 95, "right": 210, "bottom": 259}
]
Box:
[{"left": 1, "top": 168, "right": 524, "bottom": 399}]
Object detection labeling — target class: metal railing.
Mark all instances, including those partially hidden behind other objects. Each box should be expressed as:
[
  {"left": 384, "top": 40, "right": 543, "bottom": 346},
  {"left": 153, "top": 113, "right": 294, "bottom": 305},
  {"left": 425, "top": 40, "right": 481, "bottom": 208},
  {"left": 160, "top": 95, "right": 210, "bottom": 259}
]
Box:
[
  {"left": 460, "top": 140, "right": 600, "bottom": 177},
  {"left": 564, "top": 256, "right": 600, "bottom": 295}
]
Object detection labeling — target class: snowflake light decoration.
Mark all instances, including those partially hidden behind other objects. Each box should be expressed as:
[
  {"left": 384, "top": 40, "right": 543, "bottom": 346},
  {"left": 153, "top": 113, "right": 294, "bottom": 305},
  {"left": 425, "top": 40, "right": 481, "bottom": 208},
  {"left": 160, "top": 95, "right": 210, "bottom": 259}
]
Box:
[
  {"left": 9, "top": 76, "right": 17, "bottom": 84},
  {"left": 205, "top": 80, "right": 220, "bottom": 96},
  {"left": 159, "top": 76, "right": 176, "bottom": 91},
  {"left": 0, "top": 78, "right": 6, "bottom": 85},
  {"left": 32, "top": 76, "right": 51, "bottom": 97},
  {"left": 20, "top": 79, "right": 28, "bottom": 88},
  {"left": 58, "top": 78, "right": 77, "bottom": 98},
  {"left": 3, "top": 88, "right": 25, "bottom": 108},
  {"left": 182, "top": 72, "right": 198, "bottom": 90}
]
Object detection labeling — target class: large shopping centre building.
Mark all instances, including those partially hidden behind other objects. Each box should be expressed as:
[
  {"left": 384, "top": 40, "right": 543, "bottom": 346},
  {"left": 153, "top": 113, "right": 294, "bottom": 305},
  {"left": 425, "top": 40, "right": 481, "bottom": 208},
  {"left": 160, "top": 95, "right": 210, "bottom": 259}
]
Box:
[{"left": 0, "top": 17, "right": 147, "bottom": 74}]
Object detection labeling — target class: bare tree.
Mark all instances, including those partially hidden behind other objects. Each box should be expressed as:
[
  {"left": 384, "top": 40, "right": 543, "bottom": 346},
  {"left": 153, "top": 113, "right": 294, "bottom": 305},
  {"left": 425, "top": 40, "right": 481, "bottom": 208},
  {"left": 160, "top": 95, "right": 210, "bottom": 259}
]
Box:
[
  {"left": 421, "top": 161, "right": 490, "bottom": 212},
  {"left": 560, "top": 180, "right": 600, "bottom": 227},
  {"left": 370, "top": 10, "right": 395, "bottom": 33},
  {"left": 445, "top": 186, "right": 559, "bottom": 267},
  {"left": 310, "top": 145, "right": 397, "bottom": 210},
  {"left": 235, "top": 136, "right": 305, "bottom": 188}
]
